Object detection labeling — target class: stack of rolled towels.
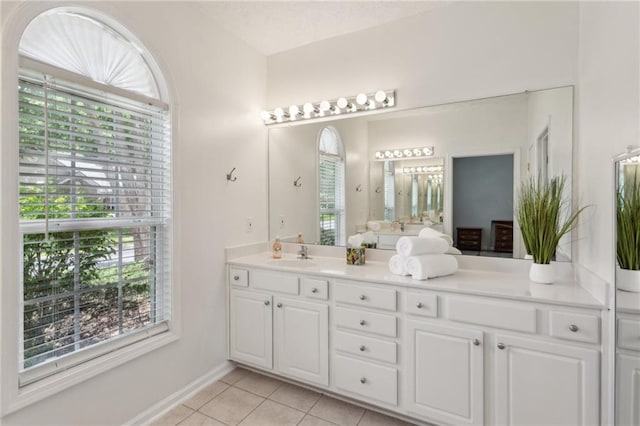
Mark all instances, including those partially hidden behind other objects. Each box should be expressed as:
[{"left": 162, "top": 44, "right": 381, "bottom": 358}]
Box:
[{"left": 389, "top": 227, "right": 460, "bottom": 280}]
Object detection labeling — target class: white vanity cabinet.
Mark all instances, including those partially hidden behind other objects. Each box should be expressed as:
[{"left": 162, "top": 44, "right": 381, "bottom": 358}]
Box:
[
  {"left": 616, "top": 310, "right": 640, "bottom": 425},
  {"left": 228, "top": 268, "right": 330, "bottom": 386}
]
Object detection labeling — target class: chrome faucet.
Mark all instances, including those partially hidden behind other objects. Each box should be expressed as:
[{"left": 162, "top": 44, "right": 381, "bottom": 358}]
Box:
[{"left": 297, "top": 245, "right": 310, "bottom": 259}]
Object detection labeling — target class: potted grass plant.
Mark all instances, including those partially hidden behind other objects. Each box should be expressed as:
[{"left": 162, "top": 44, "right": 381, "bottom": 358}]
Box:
[
  {"left": 517, "top": 175, "right": 586, "bottom": 284},
  {"left": 616, "top": 172, "right": 640, "bottom": 292}
]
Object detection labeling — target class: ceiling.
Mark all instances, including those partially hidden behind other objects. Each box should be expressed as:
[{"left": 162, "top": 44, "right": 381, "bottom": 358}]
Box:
[{"left": 193, "top": 1, "right": 451, "bottom": 56}]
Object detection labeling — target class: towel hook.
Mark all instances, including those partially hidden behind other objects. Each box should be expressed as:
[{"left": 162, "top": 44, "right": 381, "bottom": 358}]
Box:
[
  {"left": 293, "top": 176, "right": 302, "bottom": 187},
  {"left": 226, "top": 167, "right": 237, "bottom": 182},
  {"left": 356, "top": 184, "right": 363, "bottom": 192},
  {"left": 375, "top": 186, "right": 381, "bottom": 193}
]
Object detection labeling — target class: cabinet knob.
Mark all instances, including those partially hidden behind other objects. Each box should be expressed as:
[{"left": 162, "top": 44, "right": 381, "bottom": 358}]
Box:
[
  {"left": 277, "top": 303, "right": 283, "bottom": 308},
  {"left": 311, "top": 288, "right": 318, "bottom": 293},
  {"left": 360, "top": 377, "right": 367, "bottom": 384},
  {"left": 569, "top": 324, "right": 579, "bottom": 332},
  {"left": 233, "top": 275, "right": 240, "bottom": 281},
  {"left": 264, "top": 300, "right": 270, "bottom": 306},
  {"left": 359, "top": 345, "right": 366, "bottom": 352},
  {"left": 472, "top": 339, "right": 481, "bottom": 346},
  {"left": 359, "top": 320, "right": 366, "bottom": 326},
  {"left": 416, "top": 302, "right": 424, "bottom": 308},
  {"left": 359, "top": 294, "right": 367, "bottom": 301},
  {"left": 497, "top": 342, "right": 505, "bottom": 350}
]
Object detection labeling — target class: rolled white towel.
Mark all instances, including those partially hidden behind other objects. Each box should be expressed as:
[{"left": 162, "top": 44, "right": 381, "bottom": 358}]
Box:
[
  {"left": 395, "top": 236, "right": 449, "bottom": 257},
  {"left": 406, "top": 254, "right": 458, "bottom": 280},
  {"left": 388, "top": 254, "right": 410, "bottom": 276},
  {"left": 418, "top": 227, "right": 454, "bottom": 247},
  {"left": 367, "top": 221, "right": 382, "bottom": 231},
  {"left": 446, "top": 246, "right": 463, "bottom": 255}
]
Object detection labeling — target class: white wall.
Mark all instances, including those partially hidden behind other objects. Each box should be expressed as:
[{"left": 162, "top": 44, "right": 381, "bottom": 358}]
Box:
[
  {"left": 576, "top": 2, "right": 640, "bottom": 283},
  {"left": 0, "top": 1, "right": 267, "bottom": 424}
]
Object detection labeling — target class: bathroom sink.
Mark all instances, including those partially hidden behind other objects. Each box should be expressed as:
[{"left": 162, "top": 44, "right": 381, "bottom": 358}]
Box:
[{"left": 267, "top": 259, "right": 317, "bottom": 268}]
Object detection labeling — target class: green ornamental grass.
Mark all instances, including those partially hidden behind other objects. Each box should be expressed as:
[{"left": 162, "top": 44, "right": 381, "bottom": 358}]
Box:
[
  {"left": 617, "top": 173, "right": 640, "bottom": 271},
  {"left": 517, "top": 175, "right": 586, "bottom": 265}
]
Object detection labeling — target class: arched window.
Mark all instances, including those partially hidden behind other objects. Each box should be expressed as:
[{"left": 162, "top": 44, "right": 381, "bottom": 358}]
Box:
[
  {"left": 318, "top": 127, "right": 345, "bottom": 246},
  {"left": 17, "top": 8, "right": 171, "bottom": 385}
]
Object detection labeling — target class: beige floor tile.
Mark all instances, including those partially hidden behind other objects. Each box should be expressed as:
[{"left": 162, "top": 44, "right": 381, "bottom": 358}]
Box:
[
  {"left": 151, "top": 404, "right": 195, "bottom": 426},
  {"left": 299, "top": 414, "right": 339, "bottom": 426},
  {"left": 219, "top": 367, "right": 250, "bottom": 385},
  {"left": 308, "top": 396, "right": 365, "bottom": 426},
  {"left": 234, "top": 370, "right": 283, "bottom": 397},
  {"left": 238, "top": 400, "right": 305, "bottom": 426},
  {"left": 199, "top": 387, "right": 264, "bottom": 425},
  {"left": 183, "top": 381, "right": 229, "bottom": 410},
  {"left": 178, "top": 412, "right": 226, "bottom": 426},
  {"left": 358, "top": 410, "right": 416, "bottom": 426},
  {"left": 268, "top": 382, "right": 321, "bottom": 412}
]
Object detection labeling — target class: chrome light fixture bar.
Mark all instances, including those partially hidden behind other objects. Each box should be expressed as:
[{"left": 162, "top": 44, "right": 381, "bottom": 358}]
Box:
[
  {"left": 374, "top": 146, "right": 434, "bottom": 160},
  {"left": 402, "top": 165, "right": 443, "bottom": 175},
  {"left": 261, "top": 90, "right": 395, "bottom": 125}
]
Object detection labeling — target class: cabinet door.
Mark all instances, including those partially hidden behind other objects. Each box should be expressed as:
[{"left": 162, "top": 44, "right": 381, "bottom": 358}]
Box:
[
  {"left": 406, "top": 319, "right": 484, "bottom": 426},
  {"left": 229, "top": 289, "right": 273, "bottom": 369},
  {"left": 494, "top": 334, "right": 599, "bottom": 426},
  {"left": 274, "top": 297, "right": 329, "bottom": 386},
  {"left": 617, "top": 352, "right": 640, "bottom": 426}
]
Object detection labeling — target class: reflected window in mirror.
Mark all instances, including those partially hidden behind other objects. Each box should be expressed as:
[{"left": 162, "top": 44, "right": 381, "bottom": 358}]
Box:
[
  {"left": 319, "top": 127, "right": 346, "bottom": 245},
  {"left": 384, "top": 161, "right": 395, "bottom": 221}
]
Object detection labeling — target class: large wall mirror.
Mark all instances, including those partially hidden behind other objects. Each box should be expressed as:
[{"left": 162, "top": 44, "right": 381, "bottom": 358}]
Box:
[
  {"left": 614, "top": 147, "right": 640, "bottom": 424},
  {"left": 268, "top": 86, "right": 574, "bottom": 260}
]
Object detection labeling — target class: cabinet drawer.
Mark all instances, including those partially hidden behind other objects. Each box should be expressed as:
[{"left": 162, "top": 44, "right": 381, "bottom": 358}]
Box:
[
  {"left": 549, "top": 311, "right": 600, "bottom": 344},
  {"left": 300, "top": 277, "right": 328, "bottom": 300},
  {"left": 229, "top": 268, "right": 248, "bottom": 287},
  {"left": 334, "top": 355, "right": 398, "bottom": 405},
  {"left": 405, "top": 292, "right": 438, "bottom": 318},
  {"left": 618, "top": 318, "right": 640, "bottom": 351},
  {"left": 334, "top": 282, "right": 397, "bottom": 311},
  {"left": 251, "top": 270, "right": 298, "bottom": 295},
  {"left": 447, "top": 297, "right": 537, "bottom": 333},
  {"left": 335, "top": 307, "right": 397, "bottom": 337},
  {"left": 334, "top": 330, "right": 397, "bottom": 364}
]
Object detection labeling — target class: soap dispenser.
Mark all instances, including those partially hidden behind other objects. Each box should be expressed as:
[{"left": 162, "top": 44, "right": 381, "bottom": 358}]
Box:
[
  {"left": 296, "top": 233, "right": 304, "bottom": 244},
  {"left": 272, "top": 237, "right": 282, "bottom": 259}
]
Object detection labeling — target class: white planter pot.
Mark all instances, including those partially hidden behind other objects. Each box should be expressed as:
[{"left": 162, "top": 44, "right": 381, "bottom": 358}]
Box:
[
  {"left": 617, "top": 268, "right": 640, "bottom": 292},
  {"left": 529, "top": 263, "right": 554, "bottom": 284}
]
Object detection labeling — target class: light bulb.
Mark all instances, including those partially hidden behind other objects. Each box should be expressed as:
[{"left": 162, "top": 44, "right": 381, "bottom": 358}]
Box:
[
  {"left": 423, "top": 147, "right": 433, "bottom": 156},
  {"left": 320, "top": 100, "right": 331, "bottom": 112},
  {"left": 404, "top": 149, "right": 412, "bottom": 157},
  {"left": 303, "top": 102, "right": 316, "bottom": 115},
  {"left": 289, "top": 105, "right": 300, "bottom": 117},
  {"left": 384, "top": 150, "right": 392, "bottom": 158},
  {"left": 375, "top": 151, "right": 384, "bottom": 159},
  {"left": 356, "top": 93, "right": 368, "bottom": 105},
  {"left": 274, "top": 107, "right": 285, "bottom": 118},
  {"left": 413, "top": 148, "right": 422, "bottom": 156},
  {"left": 337, "top": 97, "right": 349, "bottom": 109},
  {"left": 403, "top": 168, "right": 410, "bottom": 173},
  {"left": 260, "top": 111, "right": 272, "bottom": 121},
  {"left": 368, "top": 99, "right": 376, "bottom": 110},
  {"left": 374, "top": 90, "right": 387, "bottom": 103}
]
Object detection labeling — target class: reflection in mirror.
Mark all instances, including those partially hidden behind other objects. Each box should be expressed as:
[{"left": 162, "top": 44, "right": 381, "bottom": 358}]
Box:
[
  {"left": 614, "top": 147, "right": 640, "bottom": 425},
  {"left": 268, "top": 86, "right": 574, "bottom": 260}
]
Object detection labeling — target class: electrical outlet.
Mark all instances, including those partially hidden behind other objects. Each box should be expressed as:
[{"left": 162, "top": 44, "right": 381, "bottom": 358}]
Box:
[
  {"left": 246, "top": 217, "right": 254, "bottom": 233},
  {"left": 279, "top": 215, "right": 285, "bottom": 229}
]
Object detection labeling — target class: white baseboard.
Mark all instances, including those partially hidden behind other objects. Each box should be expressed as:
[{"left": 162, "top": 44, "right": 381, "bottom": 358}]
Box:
[{"left": 125, "top": 361, "right": 235, "bottom": 426}]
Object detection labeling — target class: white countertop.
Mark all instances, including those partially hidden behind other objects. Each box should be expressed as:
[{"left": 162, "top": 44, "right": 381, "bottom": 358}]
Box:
[{"left": 228, "top": 251, "right": 606, "bottom": 310}]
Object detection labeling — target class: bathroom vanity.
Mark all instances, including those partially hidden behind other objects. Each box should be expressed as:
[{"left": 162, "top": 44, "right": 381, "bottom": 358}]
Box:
[{"left": 227, "top": 249, "right": 607, "bottom": 426}]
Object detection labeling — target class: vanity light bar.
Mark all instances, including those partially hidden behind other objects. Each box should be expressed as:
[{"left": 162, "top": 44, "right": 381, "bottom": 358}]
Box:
[
  {"left": 374, "top": 146, "right": 434, "bottom": 160},
  {"left": 402, "top": 165, "right": 443, "bottom": 174},
  {"left": 261, "top": 90, "right": 395, "bottom": 125},
  {"left": 621, "top": 155, "right": 640, "bottom": 163}
]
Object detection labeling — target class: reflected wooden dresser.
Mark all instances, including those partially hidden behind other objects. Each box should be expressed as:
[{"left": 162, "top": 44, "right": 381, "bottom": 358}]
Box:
[
  {"left": 492, "top": 220, "right": 513, "bottom": 253},
  {"left": 456, "top": 228, "right": 482, "bottom": 251}
]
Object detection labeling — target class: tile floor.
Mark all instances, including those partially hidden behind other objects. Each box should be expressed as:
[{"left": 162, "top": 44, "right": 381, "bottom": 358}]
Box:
[{"left": 150, "top": 367, "right": 417, "bottom": 426}]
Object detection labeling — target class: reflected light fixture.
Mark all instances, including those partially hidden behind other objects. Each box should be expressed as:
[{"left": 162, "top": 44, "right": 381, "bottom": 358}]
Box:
[
  {"left": 374, "top": 146, "right": 435, "bottom": 160},
  {"left": 261, "top": 90, "right": 395, "bottom": 125}
]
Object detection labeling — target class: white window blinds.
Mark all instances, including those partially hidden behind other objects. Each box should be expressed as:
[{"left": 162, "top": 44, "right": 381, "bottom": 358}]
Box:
[
  {"left": 18, "top": 68, "right": 171, "bottom": 384},
  {"left": 318, "top": 127, "right": 345, "bottom": 246}
]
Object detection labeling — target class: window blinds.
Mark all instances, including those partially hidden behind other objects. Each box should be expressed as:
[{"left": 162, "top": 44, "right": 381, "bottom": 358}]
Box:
[{"left": 18, "top": 69, "right": 171, "bottom": 384}]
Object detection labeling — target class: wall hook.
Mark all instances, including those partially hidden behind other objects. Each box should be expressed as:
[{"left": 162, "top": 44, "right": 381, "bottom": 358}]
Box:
[
  {"left": 294, "top": 176, "right": 302, "bottom": 187},
  {"left": 356, "top": 184, "right": 363, "bottom": 192},
  {"left": 375, "top": 186, "right": 381, "bottom": 193},
  {"left": 226, "top": 167, "right": 237, "bottom": 182}
]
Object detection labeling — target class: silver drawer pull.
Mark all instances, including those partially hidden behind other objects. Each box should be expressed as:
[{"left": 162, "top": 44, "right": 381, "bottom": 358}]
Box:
[
  {"left": 311, "top": 288, "right": 318, "bottom": 293},
  {"left": 360, "top": 377, "right": 367, "bottom": 384},
  {"left": 359, "top": 320, "right": 366, "bottom": 326},
  {"left": 233, "top": 275, "right": 240, "bottom": 281},
  {"left": 359, "top": 345, "right": 366, "bottom": 352},
  {"left": 264, "top": 300, "right": 270, "bottom": 306},
  {"left": 472, "top": 339, "right": 480, "bottom": 346},
  {"left": 569, "top": 324, "right": 579, "bottom": 332},
  {"left": 277, "top": 303, "right": 283, "bottom": 308},
  {"left": 416, "top": 302, "right": 424, "bottom": 308},
  {"left": 359, "top": 294, "right": 367, "bottom": 301},
  {"left": 497, "top": 342, "right": 505, "bottom": 350}
]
